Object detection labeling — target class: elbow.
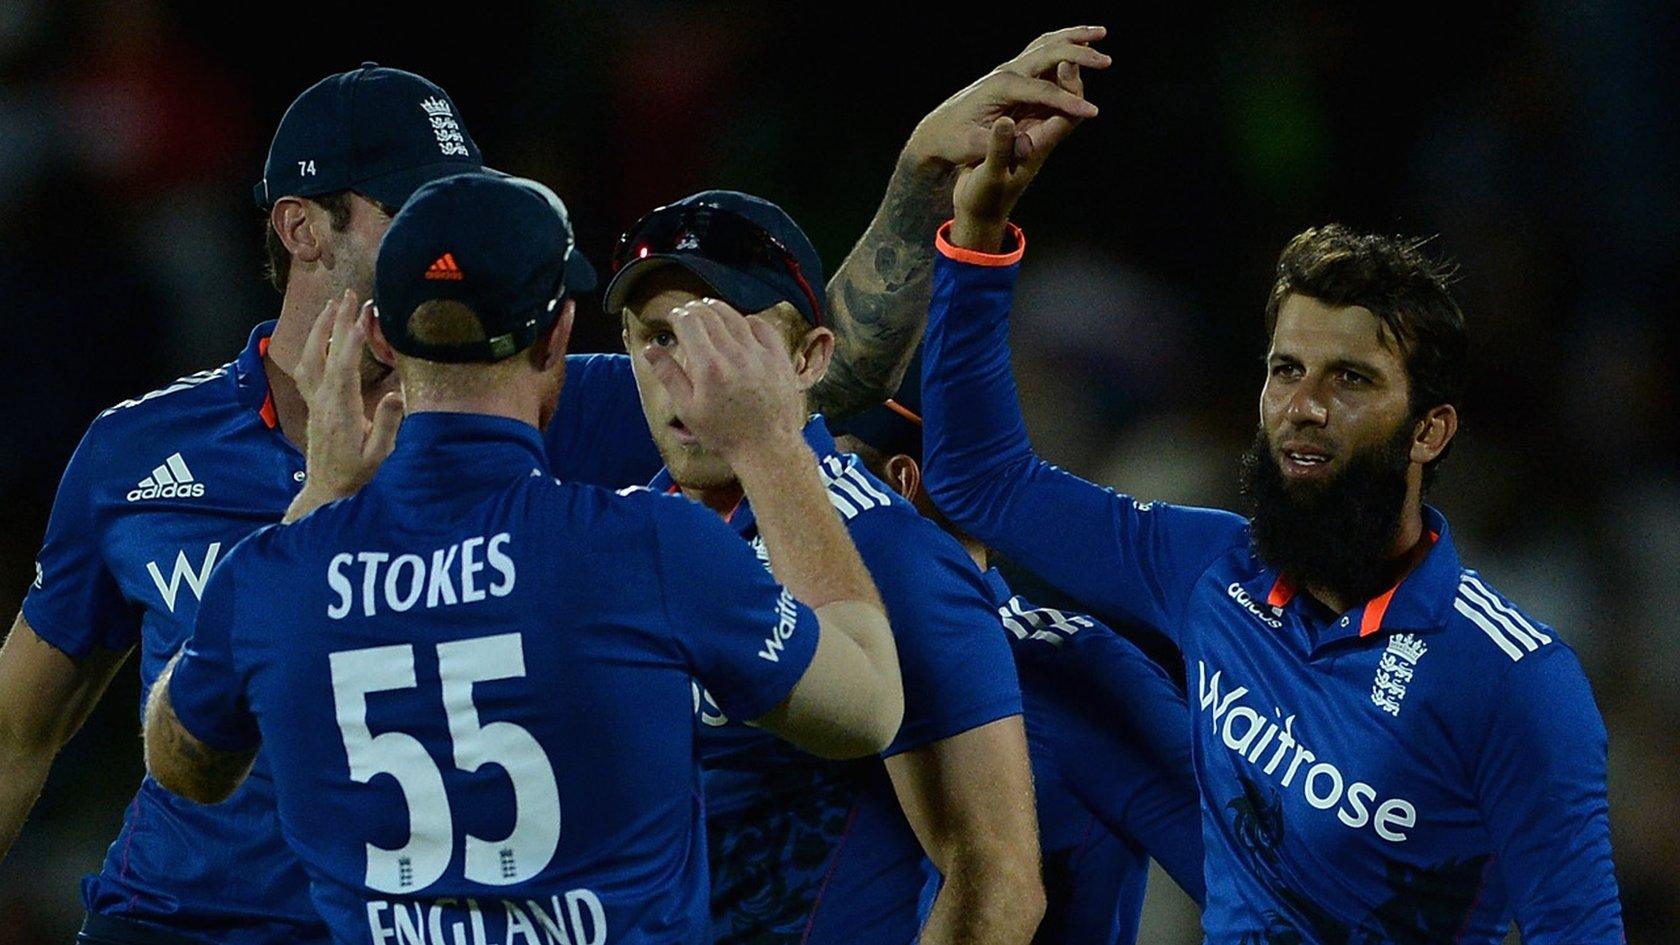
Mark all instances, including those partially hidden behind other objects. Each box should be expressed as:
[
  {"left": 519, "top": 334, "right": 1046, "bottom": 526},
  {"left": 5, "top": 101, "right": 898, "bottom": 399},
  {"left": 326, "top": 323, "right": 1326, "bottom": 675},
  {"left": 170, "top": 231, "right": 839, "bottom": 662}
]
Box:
[
  {"left": 812, "top": 674, "right": 903, "bottom": 761},
  {"left": 142, "top": 737, "right": 237, "bottom": 806},
  {"left": 864, "top": 673, "right": 906, "bottom": 757}
]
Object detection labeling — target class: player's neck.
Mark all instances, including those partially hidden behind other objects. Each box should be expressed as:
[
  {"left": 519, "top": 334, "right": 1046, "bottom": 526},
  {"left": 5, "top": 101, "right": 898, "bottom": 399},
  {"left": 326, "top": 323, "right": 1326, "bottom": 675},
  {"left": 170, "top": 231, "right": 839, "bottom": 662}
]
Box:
[
  {"left": 681, "top": 481, "right": 747, "bottom": 520},
  {"left": 1304, "top": 499, "right": 1428, "bottom": 615},
  {"left": 963, "top": 538, "right": 990, "bottom": 572},
  {"left": 400, "top": 390, "right": 541, "bottom": 429},
  {"left": 265, "top": 283, "right": 383, "bottom": 451}
]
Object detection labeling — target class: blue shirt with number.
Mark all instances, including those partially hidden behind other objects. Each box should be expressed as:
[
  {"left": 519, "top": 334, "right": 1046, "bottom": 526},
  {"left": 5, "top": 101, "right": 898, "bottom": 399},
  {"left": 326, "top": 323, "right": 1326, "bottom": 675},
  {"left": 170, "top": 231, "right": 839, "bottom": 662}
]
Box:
[
  {"left": 23, "top": 325, "right": 661, "bottom": 944},
  {"left": 164, "top": 411, "right": 815, "bottom": 945}
]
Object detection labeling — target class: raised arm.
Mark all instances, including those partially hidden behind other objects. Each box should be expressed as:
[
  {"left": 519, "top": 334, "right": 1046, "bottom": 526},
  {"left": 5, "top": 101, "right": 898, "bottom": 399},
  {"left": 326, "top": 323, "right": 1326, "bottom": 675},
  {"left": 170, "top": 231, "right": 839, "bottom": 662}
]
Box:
[
  {"left": 812, "top": 26, "right": 1109, "bottom": 419},
  {"left": 921, "top": 71, "right": 1245, "bottom": 639}
]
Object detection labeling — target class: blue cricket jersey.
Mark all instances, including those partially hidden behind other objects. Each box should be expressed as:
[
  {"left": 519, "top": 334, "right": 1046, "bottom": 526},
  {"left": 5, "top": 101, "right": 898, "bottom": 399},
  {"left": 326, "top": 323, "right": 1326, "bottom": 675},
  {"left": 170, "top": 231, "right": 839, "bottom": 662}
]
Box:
[
  {"left": 165, "top": 411, "right": 819, "bottom": 945},
  {"left": 23, "top": 324, "right": 661, "bottom": 943},
  {"left": 982, "top": 570, "right": 1205, "bottom": 945},
  {"left": 660, "top": 417, "right": 1023, "bottom": 945},
  {"left": 919, "top": 226, "right": 1624, "bottom": 945}
]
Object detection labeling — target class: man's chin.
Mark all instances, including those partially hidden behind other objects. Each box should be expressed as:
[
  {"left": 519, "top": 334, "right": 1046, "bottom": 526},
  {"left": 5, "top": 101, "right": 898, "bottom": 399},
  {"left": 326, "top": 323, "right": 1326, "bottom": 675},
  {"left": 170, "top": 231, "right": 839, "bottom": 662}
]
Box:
[{"left": 657, "top": 442, "right": 737, "bottom": 491}]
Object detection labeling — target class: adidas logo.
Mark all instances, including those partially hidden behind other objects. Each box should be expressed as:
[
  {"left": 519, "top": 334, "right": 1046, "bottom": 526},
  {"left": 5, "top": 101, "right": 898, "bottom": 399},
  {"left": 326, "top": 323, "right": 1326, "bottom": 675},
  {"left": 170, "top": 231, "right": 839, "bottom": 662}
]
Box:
[
  {"left": 425, "top": 253, "right": 464, "bottom": 281},
  {"left": 127, "top": 453, "right": 206, "bottom": 502},
  {"left": 419, "top": 96, "right": 454, "bottom": 118}
]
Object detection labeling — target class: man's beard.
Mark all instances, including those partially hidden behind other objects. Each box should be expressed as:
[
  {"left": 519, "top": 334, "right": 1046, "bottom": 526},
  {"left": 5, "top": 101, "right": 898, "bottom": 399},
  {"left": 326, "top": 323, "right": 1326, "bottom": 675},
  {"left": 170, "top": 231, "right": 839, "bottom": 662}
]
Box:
[{"left": 1239, "top": 421, "right": 1414, "bottom": 606}]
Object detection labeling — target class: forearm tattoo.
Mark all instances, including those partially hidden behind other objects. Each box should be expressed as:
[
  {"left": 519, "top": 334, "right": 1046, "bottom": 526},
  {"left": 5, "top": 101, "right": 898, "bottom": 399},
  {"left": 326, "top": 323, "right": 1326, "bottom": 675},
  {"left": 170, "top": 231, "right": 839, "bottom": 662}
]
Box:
[{"left": 813, "top": 155, "right": 956, "bottom": 420}]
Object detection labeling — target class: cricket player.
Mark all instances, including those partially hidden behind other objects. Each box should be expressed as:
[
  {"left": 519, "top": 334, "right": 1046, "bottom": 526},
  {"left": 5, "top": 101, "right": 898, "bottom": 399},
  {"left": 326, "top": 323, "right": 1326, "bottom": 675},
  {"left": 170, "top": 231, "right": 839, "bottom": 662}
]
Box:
[
  {"left": 140, "top": 170, "right": 904, "bottom": 945},
  {"left": 1, "top": 28, "right": 1102, "bottom": 941},
  {"left": 918, "top": 82, "right": 1625, "bottom": 942},
  {"left": 828, "top": 361, "right": 1206, "bottom": 945},
  {"left": 606, "top": 190, "right": 1045, "bottom": 945}
]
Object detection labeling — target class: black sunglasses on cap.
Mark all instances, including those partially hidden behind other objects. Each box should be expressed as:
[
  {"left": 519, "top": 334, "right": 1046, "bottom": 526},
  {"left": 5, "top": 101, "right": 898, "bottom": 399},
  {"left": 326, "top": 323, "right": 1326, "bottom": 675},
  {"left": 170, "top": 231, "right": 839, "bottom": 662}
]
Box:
[{"left": 609, "top": 204, "right": 824, "bottom": 327}]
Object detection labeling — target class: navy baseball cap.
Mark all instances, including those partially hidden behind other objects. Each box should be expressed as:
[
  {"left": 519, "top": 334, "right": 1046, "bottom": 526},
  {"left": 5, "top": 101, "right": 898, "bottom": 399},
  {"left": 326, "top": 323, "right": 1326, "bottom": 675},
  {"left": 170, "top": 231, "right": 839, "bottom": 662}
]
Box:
[
  {"left": 374, "top": 172, "right": 597, "bottom": 364},
  {"left": 255, "top": 63, "right": 483, "bottom": 209},
  {"left": 603, "top": 190, "right": 826, "bottom": 326},
  {"left": 830, "top": 347, "right": 925, "bottom": 461}
]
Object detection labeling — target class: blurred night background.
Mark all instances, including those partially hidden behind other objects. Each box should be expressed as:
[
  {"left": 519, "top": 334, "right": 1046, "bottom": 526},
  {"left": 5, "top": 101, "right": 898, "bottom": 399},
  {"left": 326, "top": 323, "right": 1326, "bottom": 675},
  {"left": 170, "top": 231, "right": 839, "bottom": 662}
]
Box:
[{"left": 0, "top": 1, "right": 1674, "bottom": 941}]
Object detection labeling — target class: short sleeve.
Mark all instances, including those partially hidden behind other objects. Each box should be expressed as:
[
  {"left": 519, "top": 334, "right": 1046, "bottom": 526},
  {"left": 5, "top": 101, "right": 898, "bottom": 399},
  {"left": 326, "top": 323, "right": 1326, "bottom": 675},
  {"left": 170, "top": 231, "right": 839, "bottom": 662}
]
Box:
[
  {"left": 852, "top": 511, "right": 1023, "bottom": 757},
  {"left": 547, "top": 354, "right": 664, "bottom": 489},
  {"left": 650, "top": 499, "right": 819, "bottom": 723},
  {"left": 22, "top": 421, "right": 136, "bottom": 658},
  {"left": 167, "top": 547, "right": 260, "bottom": 753},
  {"left": 1471, "top": 644, "right": 1623, "bottom": 943}
]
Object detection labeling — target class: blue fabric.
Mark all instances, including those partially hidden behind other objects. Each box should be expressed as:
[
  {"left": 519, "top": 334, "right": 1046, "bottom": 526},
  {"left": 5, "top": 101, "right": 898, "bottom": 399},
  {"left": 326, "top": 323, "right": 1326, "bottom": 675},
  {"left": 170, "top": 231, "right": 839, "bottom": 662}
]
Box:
[
  {"left": 663, "top": 416, "right": 1024, "bottom": 945},
  {"left": 921, "top": 251, "right": 1625, "bottom": 944},
  {"left": 23, "top": 323, "right": 663, "bottom": 943},
  {"left": 916, "top": 569, "right": 1203, "bottom": 945},
  {"left": 169, "top": 411, "right": 813, "bottom": 944}
]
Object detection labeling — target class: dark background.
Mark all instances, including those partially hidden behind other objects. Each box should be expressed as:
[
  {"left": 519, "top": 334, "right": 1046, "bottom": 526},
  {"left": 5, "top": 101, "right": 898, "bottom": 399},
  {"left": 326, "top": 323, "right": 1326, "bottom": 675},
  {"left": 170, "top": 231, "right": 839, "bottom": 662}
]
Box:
[{"left": 0, "top": 1, "right": 1674, "bottom": 940}]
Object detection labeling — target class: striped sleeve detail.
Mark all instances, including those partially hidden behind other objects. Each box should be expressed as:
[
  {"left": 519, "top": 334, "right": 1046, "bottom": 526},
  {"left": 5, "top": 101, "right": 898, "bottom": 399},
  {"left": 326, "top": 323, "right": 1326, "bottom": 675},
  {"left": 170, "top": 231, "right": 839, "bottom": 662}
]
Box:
[
  {"left": 819, "top": 455, "right": 895, "bottom": 520},
  {"left": 998, "top": 596, "right": 1095, "bottom": 647},
  {"left": 99, "top": 367, "right": 229, "bottom": 417},
  {"left": 1455, "top": 573, "right": 1553, "bottom": 661}
]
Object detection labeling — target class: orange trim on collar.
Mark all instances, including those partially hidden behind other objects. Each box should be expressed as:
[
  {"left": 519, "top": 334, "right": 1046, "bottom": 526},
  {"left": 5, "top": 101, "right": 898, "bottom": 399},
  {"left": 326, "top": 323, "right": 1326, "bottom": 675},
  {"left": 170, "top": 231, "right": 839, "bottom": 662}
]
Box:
[
  {"left": 1359, "top": 585, "right": 1400, "bottom": 637},
  {"left": 1358, "top": 530, "right": 1443, "bottom": 637},
  {"left": 1266, "top": 575, "right": 1297, "bottom": 608},
  {"left": 257, "top": 337, "right": 279, "bottom": 430},
  {"left": 935, "top": 220, "right": 1026, "bottom": 267}
]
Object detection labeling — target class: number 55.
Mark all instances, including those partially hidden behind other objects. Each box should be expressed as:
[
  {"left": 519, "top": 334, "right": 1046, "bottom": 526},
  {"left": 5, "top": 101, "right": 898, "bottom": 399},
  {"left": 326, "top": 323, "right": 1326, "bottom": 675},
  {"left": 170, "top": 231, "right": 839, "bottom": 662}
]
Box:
[{"left": 330, "top": 633, "right": 561, "bottom": 893}]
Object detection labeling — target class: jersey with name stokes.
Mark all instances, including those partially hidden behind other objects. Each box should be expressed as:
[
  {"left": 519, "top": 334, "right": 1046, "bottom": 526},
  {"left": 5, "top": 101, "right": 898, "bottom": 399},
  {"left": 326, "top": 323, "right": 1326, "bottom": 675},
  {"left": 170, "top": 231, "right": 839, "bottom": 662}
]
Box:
[
  {"left": 167, "top": 412, "right": 816, "bottom": 945},
  {"left": 23, "top": 325, "right": 661, "bottom": 942}
]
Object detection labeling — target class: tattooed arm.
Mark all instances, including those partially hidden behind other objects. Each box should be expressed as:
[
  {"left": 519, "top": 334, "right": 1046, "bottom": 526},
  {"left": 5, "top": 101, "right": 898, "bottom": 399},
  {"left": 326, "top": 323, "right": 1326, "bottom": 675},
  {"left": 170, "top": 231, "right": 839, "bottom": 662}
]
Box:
[
  {"left": 143, "top": 652, "right": 258, "bottom": 805},
  {"left": 812, "top": 25, "right": 1109, "bottom": 419}
]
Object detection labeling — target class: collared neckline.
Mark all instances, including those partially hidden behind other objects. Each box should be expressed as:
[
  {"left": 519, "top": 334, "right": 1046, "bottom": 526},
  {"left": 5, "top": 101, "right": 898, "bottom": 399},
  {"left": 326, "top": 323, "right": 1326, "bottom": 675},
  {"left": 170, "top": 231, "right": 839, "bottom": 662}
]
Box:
[
  {"left": 647, "top": 414, "right": 835, "bottom": 537},
  {"left": 233, "top": 321, "right": 283, "bottom": 431},
  {"left": 377, "top": 412, "right": 549, "bottom": 491},
  {"left": 1250, "top": 506, "right": 1463, "bottom": 646}
]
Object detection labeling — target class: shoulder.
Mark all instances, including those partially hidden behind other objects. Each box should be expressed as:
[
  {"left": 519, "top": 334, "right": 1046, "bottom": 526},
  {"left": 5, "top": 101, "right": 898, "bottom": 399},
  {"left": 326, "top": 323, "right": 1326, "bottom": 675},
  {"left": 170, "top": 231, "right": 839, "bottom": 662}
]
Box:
[
  {"left": 816, "top": 452, "right": 919, "bottom": 525},
  {"left": 1444, "top": 568, "right": 1566, "bottom": 667},
  {"left": 52, "top": 363, "right": 236, "bottom": 502},
  {"left": 95, "top": 362, "right": 235, "bottom": 433}
]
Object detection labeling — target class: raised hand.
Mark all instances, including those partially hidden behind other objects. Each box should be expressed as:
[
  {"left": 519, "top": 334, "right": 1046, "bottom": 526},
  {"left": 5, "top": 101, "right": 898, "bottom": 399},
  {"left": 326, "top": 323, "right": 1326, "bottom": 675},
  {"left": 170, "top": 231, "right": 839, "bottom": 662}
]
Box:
[
  {"left": 905, "top": 26, "right": 1108, "bottom": 172},
  {"left": 951, "top": 58, "right": 1092, "bottom": 252},
  {"left": 284, "top": 289, "right": 404, "bottom": 522},
  {"left": 641, "top": 299, "right": 808, "bottom": 463}
]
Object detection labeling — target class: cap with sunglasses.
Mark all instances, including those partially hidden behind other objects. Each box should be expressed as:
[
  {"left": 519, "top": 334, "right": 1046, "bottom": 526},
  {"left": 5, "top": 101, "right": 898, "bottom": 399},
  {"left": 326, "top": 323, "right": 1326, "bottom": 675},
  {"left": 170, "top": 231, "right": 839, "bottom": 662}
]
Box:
[
  {"left": 603, "top": 190, "right": 825, "bottom": 326},
  {"left": 375, "top": 172, "right": 597, "bottom": 364},
  {"left": 255, "top": 63, "right": 484, "bottom": 210}
]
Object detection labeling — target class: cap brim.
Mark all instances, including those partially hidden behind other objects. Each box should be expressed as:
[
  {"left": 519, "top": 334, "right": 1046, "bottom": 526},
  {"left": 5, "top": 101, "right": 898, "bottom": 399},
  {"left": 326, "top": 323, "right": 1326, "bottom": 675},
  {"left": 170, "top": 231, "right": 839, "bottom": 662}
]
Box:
[
  {"left": 602, "top": 254, "right": 785, "bottom": 318},
  {"left": 352, "top": 159, "right": 484, "bottom": 209},
  {"left": 565, "top": 249, "right": 598, "bottom": 295}
]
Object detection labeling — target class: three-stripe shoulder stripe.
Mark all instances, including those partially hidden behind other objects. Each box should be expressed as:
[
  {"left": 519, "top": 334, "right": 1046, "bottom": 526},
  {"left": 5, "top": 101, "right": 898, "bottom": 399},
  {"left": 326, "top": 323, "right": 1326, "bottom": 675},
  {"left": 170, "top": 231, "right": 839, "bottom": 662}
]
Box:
[
  {"left": 999, "top": 596, "right": 1095, "bottom": 647},
  {"left": 1453, "top": 573, "right": 1552, "bottom": 661},
  {"left": 819, "top": 455, "right": 895, "bottom": 520},
  {"left": 101, "top": 367, "right": 228, "bottom": 417}
]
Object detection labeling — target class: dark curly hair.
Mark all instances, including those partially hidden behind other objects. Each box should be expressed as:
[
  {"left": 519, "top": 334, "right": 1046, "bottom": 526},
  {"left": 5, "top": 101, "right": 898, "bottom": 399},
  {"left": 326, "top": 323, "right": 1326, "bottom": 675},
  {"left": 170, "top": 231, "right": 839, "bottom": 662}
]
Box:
[{"left": 1265, "top": 224, "right": 1469, "bottom": 487}]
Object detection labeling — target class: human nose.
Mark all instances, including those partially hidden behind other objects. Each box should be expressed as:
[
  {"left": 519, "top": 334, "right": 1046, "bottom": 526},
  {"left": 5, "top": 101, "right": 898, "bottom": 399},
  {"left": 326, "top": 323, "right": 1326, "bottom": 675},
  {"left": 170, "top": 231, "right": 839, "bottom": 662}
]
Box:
[{"left": 1282, "top": 375, "right": 1330, "bottom": 428}]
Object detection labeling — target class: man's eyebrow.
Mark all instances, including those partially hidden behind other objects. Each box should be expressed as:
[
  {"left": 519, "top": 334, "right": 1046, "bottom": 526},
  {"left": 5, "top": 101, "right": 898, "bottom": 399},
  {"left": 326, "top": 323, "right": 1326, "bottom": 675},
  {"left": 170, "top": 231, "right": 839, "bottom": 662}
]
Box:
[{"left": 1329, "top": 357, "right": 1388, "bottom": 379}]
